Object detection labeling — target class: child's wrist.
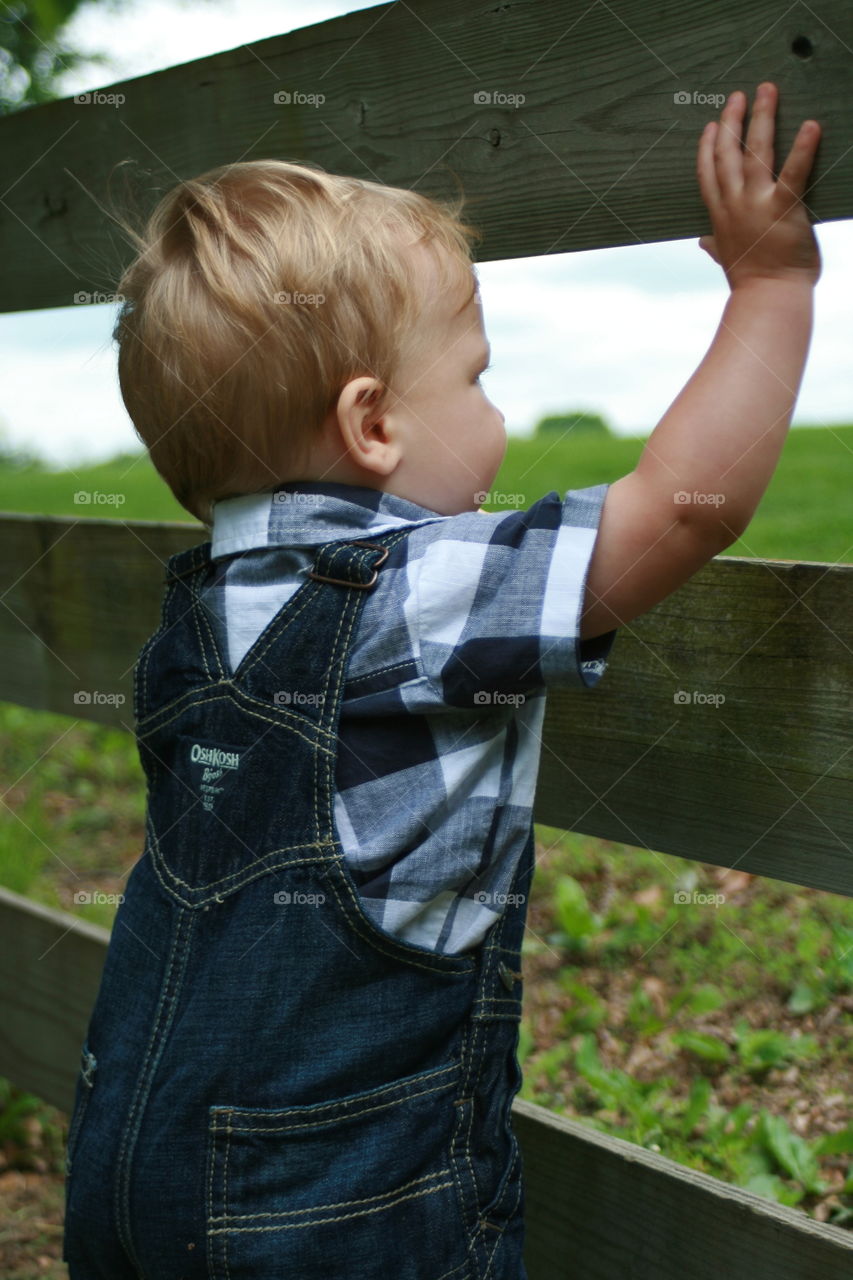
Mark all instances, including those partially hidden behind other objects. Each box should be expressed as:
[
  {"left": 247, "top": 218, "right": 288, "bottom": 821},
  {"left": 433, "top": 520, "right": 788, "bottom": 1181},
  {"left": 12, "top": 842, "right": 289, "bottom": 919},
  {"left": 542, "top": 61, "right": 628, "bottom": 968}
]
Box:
[{"left": 728, "top": 270, "right": 819, "bottom": 297}]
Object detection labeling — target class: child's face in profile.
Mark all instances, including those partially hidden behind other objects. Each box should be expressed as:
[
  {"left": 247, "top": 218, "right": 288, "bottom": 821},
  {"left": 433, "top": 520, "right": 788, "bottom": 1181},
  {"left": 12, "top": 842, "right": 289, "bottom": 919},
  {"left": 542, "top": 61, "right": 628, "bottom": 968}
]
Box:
[{"left": 384, "top": 258, "right": 507, "bottom": 514}]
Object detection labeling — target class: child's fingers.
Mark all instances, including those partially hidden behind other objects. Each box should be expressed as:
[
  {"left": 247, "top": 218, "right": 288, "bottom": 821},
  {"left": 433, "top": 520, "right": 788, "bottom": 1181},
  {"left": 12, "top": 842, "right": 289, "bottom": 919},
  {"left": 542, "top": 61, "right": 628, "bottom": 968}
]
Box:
[
  {"left": 775, "top": 120, "right": 821, "bottom": 207},
  {"left": 714, "top": 91, "right": 746, "bottom": 197},
  {"left": 697, "top": 121, "right": 722, "bottom": 208},
  {"left": 743, "top": 82, "right": 777, "bottom": 183}
]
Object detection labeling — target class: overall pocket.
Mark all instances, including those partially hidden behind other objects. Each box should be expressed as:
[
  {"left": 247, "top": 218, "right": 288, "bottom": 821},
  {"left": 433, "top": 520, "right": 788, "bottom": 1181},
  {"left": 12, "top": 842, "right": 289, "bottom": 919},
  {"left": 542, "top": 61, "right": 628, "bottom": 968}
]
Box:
[
  {"left": 206, "top": 1058, "right": 474, "bottom": 1280},
  {"left": 64, "top": 1040, "right": 97, "bottom": 1177}
]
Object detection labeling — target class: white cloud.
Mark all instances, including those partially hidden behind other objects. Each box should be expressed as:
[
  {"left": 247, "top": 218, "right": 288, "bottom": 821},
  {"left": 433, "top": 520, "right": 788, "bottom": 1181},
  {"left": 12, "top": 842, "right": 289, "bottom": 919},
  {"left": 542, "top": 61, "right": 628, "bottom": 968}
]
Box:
[{"left": 54, "top": 0, "right": 381, "bottom": 94}]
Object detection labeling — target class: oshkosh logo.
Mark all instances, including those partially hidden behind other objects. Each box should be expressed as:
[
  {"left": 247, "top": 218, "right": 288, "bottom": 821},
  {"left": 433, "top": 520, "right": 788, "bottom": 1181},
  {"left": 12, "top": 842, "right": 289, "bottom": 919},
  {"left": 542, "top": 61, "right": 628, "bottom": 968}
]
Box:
[{"left": 190, "top": 742, "right": 240, "bottom": 769}]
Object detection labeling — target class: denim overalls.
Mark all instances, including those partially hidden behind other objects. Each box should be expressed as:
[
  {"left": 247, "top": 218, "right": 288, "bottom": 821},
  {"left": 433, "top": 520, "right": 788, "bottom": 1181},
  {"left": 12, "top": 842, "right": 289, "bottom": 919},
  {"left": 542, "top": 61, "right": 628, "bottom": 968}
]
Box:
[{"left": 63, "top": 530, "right": 533, "bottom": 1280}]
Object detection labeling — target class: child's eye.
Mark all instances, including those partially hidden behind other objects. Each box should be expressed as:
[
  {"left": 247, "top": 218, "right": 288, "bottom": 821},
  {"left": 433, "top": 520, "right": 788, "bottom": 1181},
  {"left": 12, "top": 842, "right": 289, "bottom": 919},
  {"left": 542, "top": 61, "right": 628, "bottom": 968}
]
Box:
[{"left": 475, "top": 362, "right": 493, "bottom": 384}]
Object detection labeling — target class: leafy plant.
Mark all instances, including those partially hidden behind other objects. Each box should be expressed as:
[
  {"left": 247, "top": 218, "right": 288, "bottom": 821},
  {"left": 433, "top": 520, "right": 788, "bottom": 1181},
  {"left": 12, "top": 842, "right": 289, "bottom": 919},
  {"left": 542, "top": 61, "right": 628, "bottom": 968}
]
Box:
[
  {"left": 671, "top": 1030, "right": 731, "bottom": 1065},
  {"left": 733, "top": 1023, "right": 819, "bottom": 1076},
  {"left": 553, "top": 875, "right": 600, "bottom": 952},
  {"left": 757, "top": 1111, "right": 827, "bottom": 1196}
]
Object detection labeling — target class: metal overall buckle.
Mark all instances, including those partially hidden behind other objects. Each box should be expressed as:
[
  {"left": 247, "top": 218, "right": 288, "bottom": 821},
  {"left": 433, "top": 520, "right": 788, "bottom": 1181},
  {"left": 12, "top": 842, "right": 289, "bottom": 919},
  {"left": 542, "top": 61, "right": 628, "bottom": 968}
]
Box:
[{"left": 307, "top": 540, "right": 390, "bottom": 589}]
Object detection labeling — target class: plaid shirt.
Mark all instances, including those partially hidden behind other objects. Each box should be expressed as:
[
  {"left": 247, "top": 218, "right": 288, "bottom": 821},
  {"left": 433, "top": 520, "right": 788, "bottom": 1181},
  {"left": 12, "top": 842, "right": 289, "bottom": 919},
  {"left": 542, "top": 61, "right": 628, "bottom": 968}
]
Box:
[{"left": 205, "top": 481, "right": 618, "bottom": 954}]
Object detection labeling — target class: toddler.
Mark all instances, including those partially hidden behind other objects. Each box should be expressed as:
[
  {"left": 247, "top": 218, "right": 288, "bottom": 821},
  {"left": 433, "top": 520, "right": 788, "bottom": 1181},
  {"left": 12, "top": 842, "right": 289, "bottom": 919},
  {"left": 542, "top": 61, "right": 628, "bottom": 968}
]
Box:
[{"left": 63, "top": 81, "right": 820, "bottom": 1279}]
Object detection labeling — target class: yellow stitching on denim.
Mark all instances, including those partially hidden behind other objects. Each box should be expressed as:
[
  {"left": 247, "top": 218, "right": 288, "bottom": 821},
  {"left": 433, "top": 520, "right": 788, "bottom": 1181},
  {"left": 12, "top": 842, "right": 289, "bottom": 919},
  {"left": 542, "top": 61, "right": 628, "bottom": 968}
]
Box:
[
  {"left": 237, "top": 575, "right": 324, "bottom": 678},
  {"left": 209, "top": 1178, "right": 456, "bottom": 1234},
  {"left": 346, "top": 656, "right": 419, "bottom": 685},
  {"left": 222, "top": 1078, "right": 457, "bottom": 1134},
  {"left": 211, "top": 1169, "right": 452, "bottom": 1223},
  {"left": 147, "top": 830, "right": 337, "bottom": 904},
  {"left": 209, "top": 1060, "right": 459, "bottom": 1125},
  {"left": 319, "top": 868, "right": 475, "bottom": 976},
  {"left": 433, "top": 1257, "right": 472, "bottom": 1280},
  {"left": 138, "top": 688, "right": 336, "bottom": 753},
  {"left": 115, "top": 909, "right": 196, "bottom": 1269},
  {"left": 481, "top": 1148, "right": 524, "bottom": 1279}
]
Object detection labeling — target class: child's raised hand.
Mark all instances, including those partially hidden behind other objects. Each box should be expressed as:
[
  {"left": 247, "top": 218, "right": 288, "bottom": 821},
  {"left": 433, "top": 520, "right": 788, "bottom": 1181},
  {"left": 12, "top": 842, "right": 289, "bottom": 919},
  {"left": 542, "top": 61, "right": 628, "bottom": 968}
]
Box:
[{"left": 697, "top": 82, "right": 822, "bottom": 288}]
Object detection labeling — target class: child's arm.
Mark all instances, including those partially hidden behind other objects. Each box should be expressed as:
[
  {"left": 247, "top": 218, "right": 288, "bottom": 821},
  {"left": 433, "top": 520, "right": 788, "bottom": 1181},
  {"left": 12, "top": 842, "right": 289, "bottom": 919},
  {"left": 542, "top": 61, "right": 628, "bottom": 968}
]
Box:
[{"left": 580, "top": 81, "right": 822, "bottom": 641}]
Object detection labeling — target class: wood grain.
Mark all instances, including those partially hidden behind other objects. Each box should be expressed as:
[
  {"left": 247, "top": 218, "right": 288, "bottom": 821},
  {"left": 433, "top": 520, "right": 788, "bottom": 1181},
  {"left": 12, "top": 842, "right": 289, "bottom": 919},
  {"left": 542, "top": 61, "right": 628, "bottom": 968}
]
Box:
[{"left": 1, "top": 0, "right": 850, "bottom": 312}]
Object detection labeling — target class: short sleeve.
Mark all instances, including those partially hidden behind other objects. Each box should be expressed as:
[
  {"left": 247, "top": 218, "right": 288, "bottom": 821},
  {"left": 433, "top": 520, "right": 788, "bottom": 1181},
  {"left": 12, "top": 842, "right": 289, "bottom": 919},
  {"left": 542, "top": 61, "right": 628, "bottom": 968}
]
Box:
[{"left": 413, "top": 484, "right": 618, "bottom": 706}]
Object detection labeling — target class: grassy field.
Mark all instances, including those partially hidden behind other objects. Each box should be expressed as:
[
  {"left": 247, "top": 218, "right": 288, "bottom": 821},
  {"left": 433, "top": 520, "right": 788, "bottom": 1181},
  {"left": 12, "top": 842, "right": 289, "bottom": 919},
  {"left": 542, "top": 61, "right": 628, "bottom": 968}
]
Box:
[
  {"left": 1, "top": 422, "right": 852, "bottom": 562},
  {"left": 0, "top": 429, "right": 851, "bottom": 1272}
]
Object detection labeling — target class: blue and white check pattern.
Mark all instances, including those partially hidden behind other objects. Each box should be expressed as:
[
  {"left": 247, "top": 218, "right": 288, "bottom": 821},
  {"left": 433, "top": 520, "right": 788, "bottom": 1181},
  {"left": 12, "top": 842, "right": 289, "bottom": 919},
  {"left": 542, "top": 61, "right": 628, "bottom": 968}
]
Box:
[{"left": 206, "top": 481, "right": 618, "bottom": 954}]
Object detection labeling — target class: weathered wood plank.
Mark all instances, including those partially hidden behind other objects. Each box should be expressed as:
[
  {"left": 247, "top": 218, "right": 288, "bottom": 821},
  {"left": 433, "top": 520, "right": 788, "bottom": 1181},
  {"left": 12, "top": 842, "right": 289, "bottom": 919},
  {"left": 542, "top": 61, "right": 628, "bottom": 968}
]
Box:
[
  {"left": 0, "top": 513, "right": 201, "bottom": 729},
  {"left": 1, "top": 0, "right": 851, "bottom": 313},
  {"left": 535, "top": 551, "right": 853, "bottom": 899},
  {"left": 1, "top": 514, "right": 851, "bottom": 895},
  {"left": 0, "top": 887, "right": 109, "bottom": 1114},
  {"left": 514, "top": 1096, "right": 853, "bottom": 1278},
  {"left": 2, "top": 885, "right": 851, "bottom": 1276}
]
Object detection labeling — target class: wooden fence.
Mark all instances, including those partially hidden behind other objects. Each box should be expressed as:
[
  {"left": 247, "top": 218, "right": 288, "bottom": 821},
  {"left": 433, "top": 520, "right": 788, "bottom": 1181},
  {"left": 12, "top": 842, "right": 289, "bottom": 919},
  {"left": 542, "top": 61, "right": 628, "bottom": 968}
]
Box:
[{"left": 1, "top": 0, "right": 851, "bottom": 1274}]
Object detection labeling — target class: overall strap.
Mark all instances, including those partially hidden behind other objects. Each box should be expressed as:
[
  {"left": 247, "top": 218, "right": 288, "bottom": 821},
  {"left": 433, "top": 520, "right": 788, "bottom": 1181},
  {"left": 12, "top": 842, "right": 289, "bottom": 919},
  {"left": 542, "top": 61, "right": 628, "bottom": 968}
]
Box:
[
  {"left": 226, "top": 529, "right": 413, "bottom": 738},
  {"left": 136, "top": 529, "right": 414, "bottom": 729}
]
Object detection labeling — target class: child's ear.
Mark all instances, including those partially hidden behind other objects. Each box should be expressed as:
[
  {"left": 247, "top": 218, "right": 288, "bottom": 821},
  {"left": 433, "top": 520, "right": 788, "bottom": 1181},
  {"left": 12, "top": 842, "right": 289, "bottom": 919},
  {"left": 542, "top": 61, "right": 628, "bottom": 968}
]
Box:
[{"left": 335, "top": 376, "right": 402, "bottom": 476}]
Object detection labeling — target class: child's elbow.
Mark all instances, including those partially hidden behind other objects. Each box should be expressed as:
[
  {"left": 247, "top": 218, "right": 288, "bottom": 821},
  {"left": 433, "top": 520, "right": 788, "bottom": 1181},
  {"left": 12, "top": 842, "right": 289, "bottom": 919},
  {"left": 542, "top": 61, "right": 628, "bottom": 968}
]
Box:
[{"left": 684, "top": 504, "right": 749, "bottom": 553}]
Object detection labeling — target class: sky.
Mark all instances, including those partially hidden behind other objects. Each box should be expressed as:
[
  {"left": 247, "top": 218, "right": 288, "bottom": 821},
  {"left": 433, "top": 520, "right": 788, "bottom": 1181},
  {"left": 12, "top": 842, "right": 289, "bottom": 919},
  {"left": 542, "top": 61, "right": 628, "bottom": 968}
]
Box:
[{"left": 2, "top": 0, "right": 851, "bottom": 468}]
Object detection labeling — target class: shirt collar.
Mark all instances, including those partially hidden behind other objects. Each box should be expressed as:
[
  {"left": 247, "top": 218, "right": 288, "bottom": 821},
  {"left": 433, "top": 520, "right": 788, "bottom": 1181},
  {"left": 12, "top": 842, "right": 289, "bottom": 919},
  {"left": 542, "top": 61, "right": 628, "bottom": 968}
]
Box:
[{"left": 210, "top": 481, "right": 448, "bottom": 559}]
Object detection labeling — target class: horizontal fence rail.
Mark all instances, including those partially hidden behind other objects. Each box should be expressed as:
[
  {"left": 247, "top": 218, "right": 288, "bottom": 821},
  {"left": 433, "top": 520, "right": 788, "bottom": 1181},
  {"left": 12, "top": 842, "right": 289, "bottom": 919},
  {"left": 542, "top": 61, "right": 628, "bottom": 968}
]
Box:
[
  {"left": 2, "top": 883, "right": 852, "bottom": 1277},
  {"left": 1, "top": 0, "right": 852, "bottom": 313},
  {"left": 1, "top": 513, "right": 850, "bottom": 896}
]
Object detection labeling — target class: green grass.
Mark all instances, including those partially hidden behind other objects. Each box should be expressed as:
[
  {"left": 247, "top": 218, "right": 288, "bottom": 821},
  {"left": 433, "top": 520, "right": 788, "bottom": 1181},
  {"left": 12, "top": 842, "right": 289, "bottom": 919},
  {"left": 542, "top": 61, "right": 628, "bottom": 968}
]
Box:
[
  {"left": 519, "top": 828, "right": 853, "bottom": 1225},
  {"left": 1, "top": 423, "right": 851, "bottom": 562},
  {"left": 487, "top": 424, "right": 853, "bottom": 564}
]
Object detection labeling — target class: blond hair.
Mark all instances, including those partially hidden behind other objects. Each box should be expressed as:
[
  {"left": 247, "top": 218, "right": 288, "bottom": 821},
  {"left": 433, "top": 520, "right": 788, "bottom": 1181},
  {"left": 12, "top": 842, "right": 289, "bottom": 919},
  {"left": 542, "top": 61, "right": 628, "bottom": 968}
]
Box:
[{"left": 111, "top": 160, "right": 483, "bottom": 526}]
